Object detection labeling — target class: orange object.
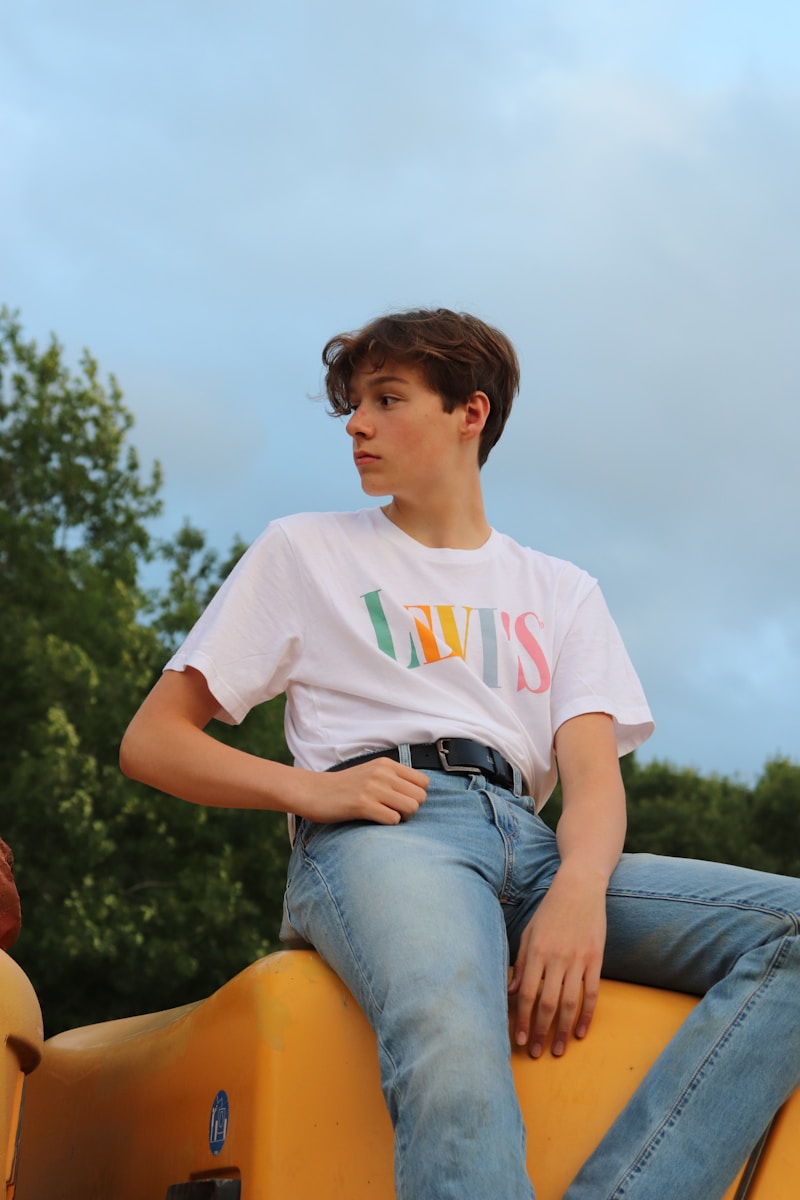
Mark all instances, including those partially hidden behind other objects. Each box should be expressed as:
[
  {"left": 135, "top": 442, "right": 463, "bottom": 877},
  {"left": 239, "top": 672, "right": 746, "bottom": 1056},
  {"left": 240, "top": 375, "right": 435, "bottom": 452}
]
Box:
[
  {"left": 0, "top": 951, "right": 43, "bottom": 1200},
  {"left": 15, "top": 951, "right": 800, "bottom": 1199}
]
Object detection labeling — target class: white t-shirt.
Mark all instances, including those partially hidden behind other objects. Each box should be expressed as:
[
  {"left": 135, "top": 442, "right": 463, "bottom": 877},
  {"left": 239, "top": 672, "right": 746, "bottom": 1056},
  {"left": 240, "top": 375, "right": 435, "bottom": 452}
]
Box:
[{"left": 166, "top": 507, "right": 653, "bottom": 807}]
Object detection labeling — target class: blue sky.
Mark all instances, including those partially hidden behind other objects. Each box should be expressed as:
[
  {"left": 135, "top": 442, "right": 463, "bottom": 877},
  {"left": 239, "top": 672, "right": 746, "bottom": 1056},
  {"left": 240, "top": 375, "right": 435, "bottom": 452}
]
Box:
[{"left": 3, "top": 1, "right": 798, "bottom": 778}]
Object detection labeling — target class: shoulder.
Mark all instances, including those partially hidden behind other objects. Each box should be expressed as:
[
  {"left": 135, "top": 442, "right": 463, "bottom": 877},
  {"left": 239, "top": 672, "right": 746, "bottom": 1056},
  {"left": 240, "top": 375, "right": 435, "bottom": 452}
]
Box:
[
  {"left": 238, "top": 510, "right": 379, "bottom": 582},
  {"left": 244, "top": 509, "right": 371, "bottom": 555},
  {"left": 259, "top": 509, "right": 372, "bottom": 540},
  {"left": 491, "top": 530, "right": 597, "bottom": 594}
]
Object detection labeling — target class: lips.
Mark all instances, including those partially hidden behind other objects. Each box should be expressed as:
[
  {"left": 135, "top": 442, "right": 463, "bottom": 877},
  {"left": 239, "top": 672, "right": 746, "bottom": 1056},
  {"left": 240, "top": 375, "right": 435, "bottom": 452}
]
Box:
[{"left": 354, "top": 452, "right": 379, "bottom": 466}]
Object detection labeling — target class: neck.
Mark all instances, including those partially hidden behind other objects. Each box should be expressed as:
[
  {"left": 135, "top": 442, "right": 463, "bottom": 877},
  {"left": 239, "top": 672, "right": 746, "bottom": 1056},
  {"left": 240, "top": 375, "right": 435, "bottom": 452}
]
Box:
[{"left": 381, "top": 489, "right": 491, "bottom": 550}]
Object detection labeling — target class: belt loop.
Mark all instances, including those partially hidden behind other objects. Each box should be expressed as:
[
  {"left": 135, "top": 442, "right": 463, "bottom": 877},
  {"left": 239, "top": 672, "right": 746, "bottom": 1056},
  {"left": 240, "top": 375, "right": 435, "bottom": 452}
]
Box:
[
  {"left": 511, "top": 762, "right": 523, "bottom": 797},
  {"left": 397, "top": 743, "right": 413, "bottom": 767}
]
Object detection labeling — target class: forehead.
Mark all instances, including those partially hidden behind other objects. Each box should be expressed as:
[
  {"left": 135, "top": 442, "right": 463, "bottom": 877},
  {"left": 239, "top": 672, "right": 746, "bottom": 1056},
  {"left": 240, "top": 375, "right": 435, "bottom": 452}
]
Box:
[{"left": 347, "top": 358, "right": 430, "bottom": 398}]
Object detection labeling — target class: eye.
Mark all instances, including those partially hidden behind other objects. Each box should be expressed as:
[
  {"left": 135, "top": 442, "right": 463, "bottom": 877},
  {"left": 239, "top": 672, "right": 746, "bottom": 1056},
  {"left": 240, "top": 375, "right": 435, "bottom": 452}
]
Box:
[{"left": 379, "top": 394, "right": 400, "bottom": 407}]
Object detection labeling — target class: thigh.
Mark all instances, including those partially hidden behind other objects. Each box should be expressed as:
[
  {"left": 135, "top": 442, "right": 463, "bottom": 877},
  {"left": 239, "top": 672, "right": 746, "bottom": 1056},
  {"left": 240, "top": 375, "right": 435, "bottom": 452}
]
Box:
[
  {"left": 603, "top": 852, "right": 800, "bottom": 993},
  {"left": 284, "top": 780, "right": 537, "bottom": 1200},
  {"left": 284, "top": 777, "right": 513, "bottom": 1030}
]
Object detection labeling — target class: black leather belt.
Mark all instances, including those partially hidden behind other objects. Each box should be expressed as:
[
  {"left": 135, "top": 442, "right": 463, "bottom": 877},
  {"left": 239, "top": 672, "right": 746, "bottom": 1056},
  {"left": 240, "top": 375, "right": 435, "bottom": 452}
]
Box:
[{"left": 328, "top": 738, "right": 517, "bottom": 791}]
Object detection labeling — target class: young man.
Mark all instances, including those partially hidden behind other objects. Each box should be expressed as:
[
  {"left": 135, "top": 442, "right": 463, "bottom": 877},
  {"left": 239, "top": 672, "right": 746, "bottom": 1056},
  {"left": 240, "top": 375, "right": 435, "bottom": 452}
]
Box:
[{"left": 121, "top": 308, "right": 800, "bottom": 1200}]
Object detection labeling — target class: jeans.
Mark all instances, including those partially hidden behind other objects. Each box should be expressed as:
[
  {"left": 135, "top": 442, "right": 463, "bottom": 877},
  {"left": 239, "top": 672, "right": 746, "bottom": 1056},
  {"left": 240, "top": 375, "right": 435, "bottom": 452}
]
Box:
[{"left": 283, "top": 768, "right": 800, "bottom": 1200}]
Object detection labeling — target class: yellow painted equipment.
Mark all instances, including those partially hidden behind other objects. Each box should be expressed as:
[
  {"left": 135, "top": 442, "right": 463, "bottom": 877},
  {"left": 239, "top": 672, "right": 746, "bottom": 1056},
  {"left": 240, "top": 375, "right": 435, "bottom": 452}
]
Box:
[
  {"left": 0, "top": 951, "right": 43, "bottom": 1200},
  {"left": 14, "top": 950, "right": 800, "bottom": 1199}
]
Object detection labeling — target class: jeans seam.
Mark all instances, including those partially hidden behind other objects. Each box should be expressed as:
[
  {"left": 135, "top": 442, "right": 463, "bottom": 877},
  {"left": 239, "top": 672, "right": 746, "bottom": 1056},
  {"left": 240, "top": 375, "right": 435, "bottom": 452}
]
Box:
[
  {"left": 299, "top": 846, "right": 401, "bottom": 1087},
  {"left": 606, "top": 886, "right": 800, "bottom": 930},
  {"left": 482, "top": 789, "right": 518, "bottom": 903}
]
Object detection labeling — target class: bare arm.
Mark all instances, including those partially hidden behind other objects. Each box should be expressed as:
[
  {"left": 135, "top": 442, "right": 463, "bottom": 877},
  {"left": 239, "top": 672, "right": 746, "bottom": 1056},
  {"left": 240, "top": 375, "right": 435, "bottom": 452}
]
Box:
[
  {"left": 508, "top": 711, "right": 626, "bottom": 1058},
  {"left": 119, "top": 667, "right": 428, "bottom": 825}
]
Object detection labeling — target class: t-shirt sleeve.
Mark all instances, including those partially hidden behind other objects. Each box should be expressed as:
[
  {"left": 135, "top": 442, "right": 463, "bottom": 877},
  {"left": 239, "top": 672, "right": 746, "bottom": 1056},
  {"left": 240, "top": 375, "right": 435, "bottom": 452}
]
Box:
[
  {"left": 164, "top": 522, "right": 304, "bottom": 724},
  {"left": 549, "top": 583, "right": 654, "bottom": 757}
]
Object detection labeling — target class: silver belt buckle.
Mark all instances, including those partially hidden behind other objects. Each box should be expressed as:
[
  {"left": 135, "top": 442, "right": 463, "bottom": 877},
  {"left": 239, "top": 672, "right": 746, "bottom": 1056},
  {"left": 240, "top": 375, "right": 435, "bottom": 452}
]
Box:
[{"left": 435, "top": 738, "right": 481, "bottom": 774}]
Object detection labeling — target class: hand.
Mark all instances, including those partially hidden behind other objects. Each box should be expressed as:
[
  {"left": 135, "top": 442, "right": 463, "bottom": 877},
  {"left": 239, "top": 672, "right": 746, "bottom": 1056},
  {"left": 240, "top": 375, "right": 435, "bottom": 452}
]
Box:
[
  {"left": 508, "top": 863, "right": 607, "bottom": 1059},
  {"left": 295, "top": 757, "right": 429, "bottom": 826}
]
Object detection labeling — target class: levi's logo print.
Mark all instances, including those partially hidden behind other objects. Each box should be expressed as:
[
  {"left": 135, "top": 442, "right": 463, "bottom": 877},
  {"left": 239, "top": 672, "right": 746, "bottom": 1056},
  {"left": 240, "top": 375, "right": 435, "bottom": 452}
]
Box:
[{"left": 362, "top": 589, "right": 551, "bottom": 694}]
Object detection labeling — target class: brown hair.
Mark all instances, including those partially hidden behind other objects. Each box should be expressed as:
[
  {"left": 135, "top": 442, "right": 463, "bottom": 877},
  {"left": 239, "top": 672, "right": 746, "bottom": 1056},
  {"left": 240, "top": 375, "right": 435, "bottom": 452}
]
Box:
[{"left": 322, "top": 308, "right": 520, "bottom": 467}]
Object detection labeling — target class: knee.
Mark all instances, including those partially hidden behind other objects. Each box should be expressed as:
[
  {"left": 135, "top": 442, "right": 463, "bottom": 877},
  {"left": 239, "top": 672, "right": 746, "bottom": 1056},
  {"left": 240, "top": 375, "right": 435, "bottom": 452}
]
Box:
[{"left": 382, "top": 1000, "right": 513, "bottom": 1128}]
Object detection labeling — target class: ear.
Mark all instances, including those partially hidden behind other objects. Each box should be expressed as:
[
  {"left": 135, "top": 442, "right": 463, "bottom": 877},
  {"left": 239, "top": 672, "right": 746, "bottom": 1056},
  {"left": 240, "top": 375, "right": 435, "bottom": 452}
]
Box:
[{"left": 461, "top": 391, "right": 490, "bottom": 444}]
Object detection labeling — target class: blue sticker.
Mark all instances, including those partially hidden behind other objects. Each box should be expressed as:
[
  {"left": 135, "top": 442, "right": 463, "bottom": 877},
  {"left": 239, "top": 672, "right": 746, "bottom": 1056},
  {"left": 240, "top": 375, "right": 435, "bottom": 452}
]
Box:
[{"left": 209, "top": 1089, "right": 230, "bottom": 1156}]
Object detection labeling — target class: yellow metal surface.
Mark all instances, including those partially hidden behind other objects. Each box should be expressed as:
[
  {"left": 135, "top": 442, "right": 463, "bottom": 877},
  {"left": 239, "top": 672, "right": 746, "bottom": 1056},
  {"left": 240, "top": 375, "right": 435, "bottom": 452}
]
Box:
[
  {"left": 16, "top": 950, "right": 800, "bottom": 1199},
  {"left": 0, "top": 952, "right": 43, "bottom": 1200}
]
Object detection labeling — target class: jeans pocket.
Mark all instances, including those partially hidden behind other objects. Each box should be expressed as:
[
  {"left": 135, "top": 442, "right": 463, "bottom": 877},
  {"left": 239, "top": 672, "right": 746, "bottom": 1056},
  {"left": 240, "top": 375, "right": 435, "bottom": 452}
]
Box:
[{"left": 296, "top": 817, "right": 321, "bottom": 847}]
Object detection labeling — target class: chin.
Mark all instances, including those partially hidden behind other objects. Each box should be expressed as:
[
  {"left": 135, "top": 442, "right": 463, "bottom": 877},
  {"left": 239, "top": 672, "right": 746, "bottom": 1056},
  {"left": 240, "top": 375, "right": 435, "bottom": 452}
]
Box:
[{"left": 360, "top": 479, "right": 390, "bottom": 498}]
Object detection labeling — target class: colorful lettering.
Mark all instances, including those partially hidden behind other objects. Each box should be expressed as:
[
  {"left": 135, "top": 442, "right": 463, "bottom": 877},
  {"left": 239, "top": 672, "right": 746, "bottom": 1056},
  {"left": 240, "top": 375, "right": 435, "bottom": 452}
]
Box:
[
  {"left": 403, "top": 604, "right": 475, "bottom": 664},
  {"left": 363, "top": 591, "right": 550, "bottom": 693},
  {"left": 501, "top": 610, "right": 551, "bottom": 694},
  {"left": 361, "top": 589, "right": 397, "bottom": 660}
]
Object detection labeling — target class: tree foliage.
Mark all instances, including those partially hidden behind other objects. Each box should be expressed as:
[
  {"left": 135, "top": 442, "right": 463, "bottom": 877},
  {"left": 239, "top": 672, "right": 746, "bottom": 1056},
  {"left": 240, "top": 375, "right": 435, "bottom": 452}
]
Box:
[
  {"left": 0, "top": 308, "right": 291, "bottom": 1035},
  {"left": 541, "top": 751, "right": 799, "bottom": 877},
  {"left": 1, "top": 306, "right": 798, "bottom": 1037}
]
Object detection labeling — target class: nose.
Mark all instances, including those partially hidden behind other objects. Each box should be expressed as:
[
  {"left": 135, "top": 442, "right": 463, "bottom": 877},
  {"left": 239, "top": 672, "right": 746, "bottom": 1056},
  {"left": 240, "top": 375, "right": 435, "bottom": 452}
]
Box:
[{"left": 346, "top": 407, "right": 372, "bottom": 439}]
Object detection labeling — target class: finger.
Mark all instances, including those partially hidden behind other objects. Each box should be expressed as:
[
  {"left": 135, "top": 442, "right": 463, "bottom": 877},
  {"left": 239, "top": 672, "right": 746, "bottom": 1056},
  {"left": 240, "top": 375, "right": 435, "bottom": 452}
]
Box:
[
  {"left": 512, "top": 962, "right": 544, "bottom": 1051},
  {"left": 396, "top": 770, "right": 430, "bottom": 802},
  {"left": 528, "top": 973, "right": 563, "bottom": 1059},
  {"left": 357, "top": 759, "right": 429, "bottom": 799},
  {"left": 384, "top": 795, "right": 422, "bottom": 819},
  {"left": 574, "top": 968, "right": 601, "bottom": 1041},
  {"left": 548, "top": 972, "right": 584, "bottom": 1057},
  {"left": 550, "top": 963, "right": 602, "bottom": 1054},
  {"left": 344, "top": 761, "right": 427, "bottom": 817},
  {"left": 384, "top": 778, "right": 429, "bottom": 818},
  {"left": 368, "top": 805, "right": 404, "bottom": 826},
  {"left": 361, "top": 757, "right": 428, "bottom": 782},
  {"left": 507, "top": 939, "right": 530, "bottom": 996},
  {"left": 393, "top": 762, "right": 430, "bottom": 791}
]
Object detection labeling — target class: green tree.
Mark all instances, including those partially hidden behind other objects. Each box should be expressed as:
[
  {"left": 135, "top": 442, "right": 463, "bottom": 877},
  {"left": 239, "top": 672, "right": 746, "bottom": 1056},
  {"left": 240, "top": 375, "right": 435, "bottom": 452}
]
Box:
[
  {"left": 621, "top": 757, "right": 763, "bottom": 868},
  {"left": 541, "top": 753, "right": 796, "bottom": 877},
  {"left": 0, "top": 308, "right": 291, "bottom": 1035},
  {"left": 748, "top": 758, "right": 800, "bottom": 877}
]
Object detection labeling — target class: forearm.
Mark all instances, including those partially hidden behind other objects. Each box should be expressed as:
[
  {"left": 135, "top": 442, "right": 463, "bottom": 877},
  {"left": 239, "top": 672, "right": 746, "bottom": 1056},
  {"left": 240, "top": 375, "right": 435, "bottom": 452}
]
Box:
[
  {"left": 120, "top": 668, "right": 428, "bottom": 825},
  {"left": 510, "top": 713, "right": 627, "bottom": 1055},
  {"left": 120, "top": 709, "right": 302, "bottom": 814},
  {"left": 553, "top": 711, "right": 627, "bottom": 885},
  {"left": 555, "top": 781, "right": 626, "bottom": 886}
]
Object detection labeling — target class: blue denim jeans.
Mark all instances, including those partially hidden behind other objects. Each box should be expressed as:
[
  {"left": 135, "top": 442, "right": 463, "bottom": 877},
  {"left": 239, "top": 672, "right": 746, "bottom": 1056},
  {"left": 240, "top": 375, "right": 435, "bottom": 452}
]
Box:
[{"left": 283, "top": 768, "right": 800, "bottom": 1200}]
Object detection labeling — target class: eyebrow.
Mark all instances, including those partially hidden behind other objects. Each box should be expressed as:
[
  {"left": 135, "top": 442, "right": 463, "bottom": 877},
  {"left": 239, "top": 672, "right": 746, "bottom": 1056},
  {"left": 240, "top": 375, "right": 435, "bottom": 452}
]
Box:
[{"left": 347, "top": 373, "right": 411, "bottom": 400}]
